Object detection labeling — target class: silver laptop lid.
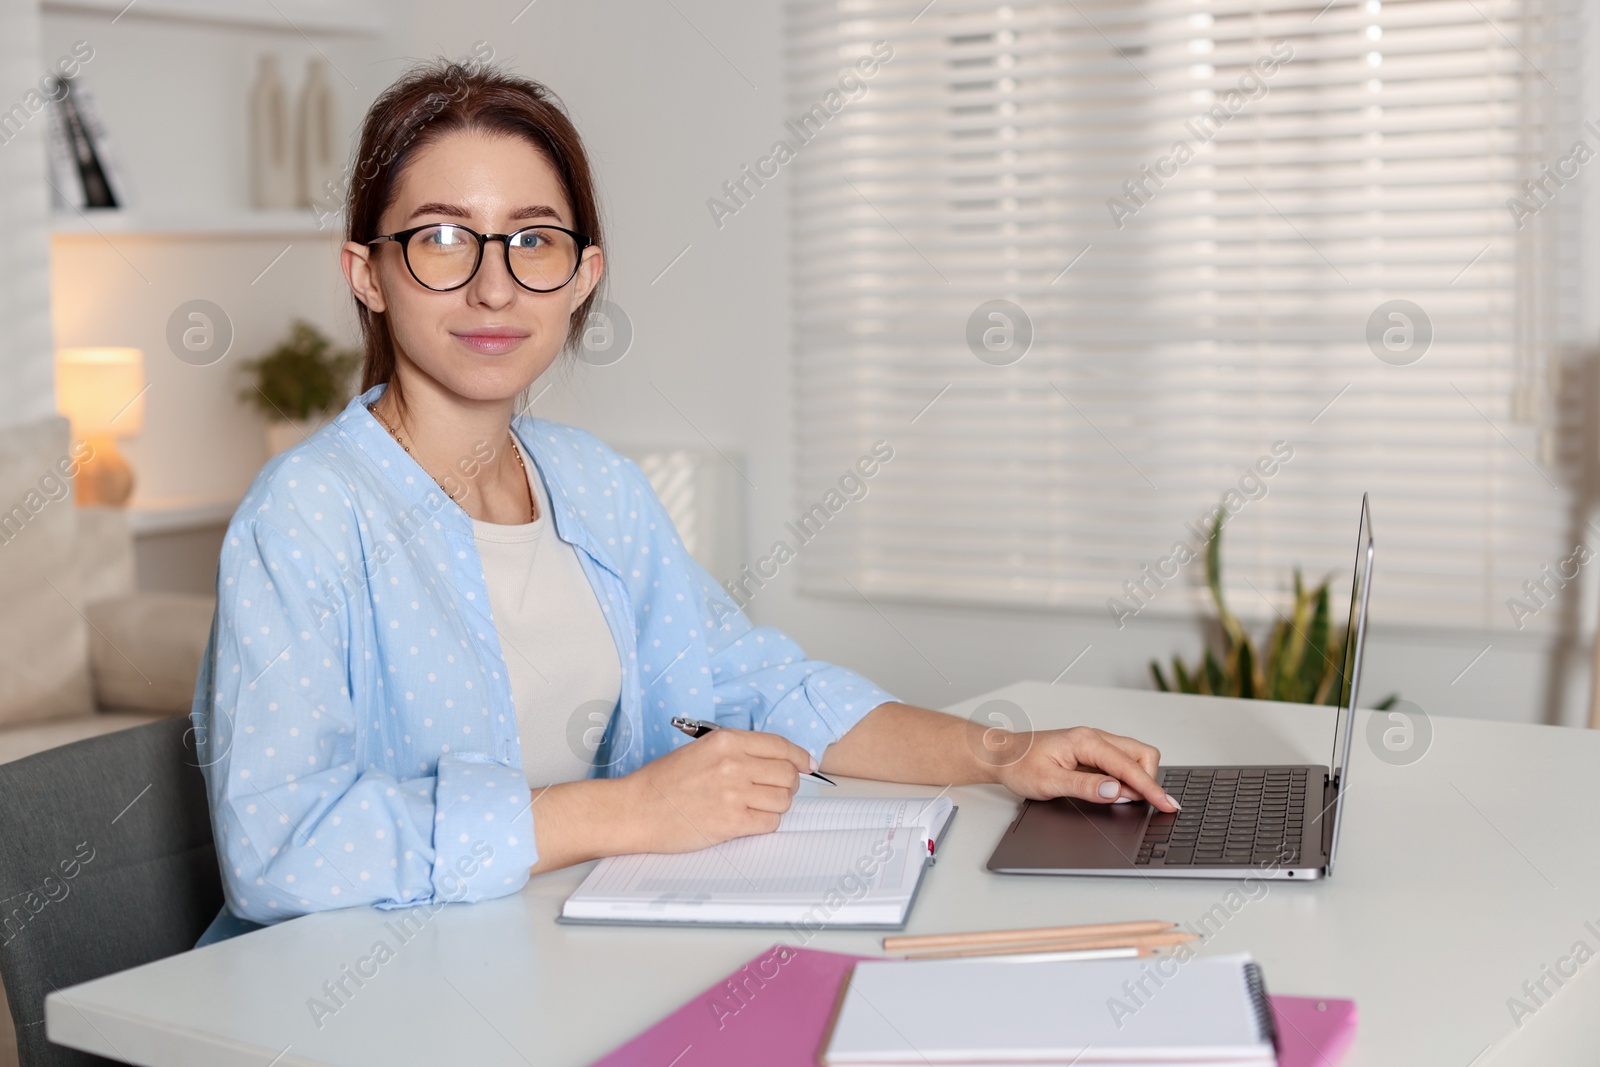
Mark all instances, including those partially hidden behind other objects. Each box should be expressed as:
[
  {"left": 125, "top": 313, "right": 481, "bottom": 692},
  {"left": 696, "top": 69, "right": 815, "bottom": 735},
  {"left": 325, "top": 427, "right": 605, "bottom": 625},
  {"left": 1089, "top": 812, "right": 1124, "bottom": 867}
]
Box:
[{"left": 1324, "top": 493, "right": 1374, "bottom": 876}]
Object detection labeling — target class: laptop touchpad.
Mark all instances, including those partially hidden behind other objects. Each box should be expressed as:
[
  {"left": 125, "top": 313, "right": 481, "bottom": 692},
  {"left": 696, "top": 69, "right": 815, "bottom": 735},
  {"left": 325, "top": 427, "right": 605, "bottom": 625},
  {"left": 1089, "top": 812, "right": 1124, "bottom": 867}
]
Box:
[{"left": 1012, "top": 797, "right": 1150, "bottom": 868}]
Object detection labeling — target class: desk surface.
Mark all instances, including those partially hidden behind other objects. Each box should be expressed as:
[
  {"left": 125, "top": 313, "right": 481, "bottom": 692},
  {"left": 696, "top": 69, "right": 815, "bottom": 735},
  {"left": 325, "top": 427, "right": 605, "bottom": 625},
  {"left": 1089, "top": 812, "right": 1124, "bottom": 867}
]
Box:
[{"left": 46, "top": 682, "right": 1600, "bottom": 1066}]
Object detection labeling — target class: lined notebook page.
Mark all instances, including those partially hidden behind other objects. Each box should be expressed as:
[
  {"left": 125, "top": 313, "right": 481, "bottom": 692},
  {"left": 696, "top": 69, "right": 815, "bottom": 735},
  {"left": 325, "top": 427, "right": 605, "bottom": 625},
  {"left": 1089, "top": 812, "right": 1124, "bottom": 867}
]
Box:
[
  {"left": 561, "top": 795, "right": 952, "bottom": 925},
  {"left": 778, "top": 796, "right": 952, "bottom": 837},
  {"left": 580, "top": 828, "right": 919, "bottom": 900}
]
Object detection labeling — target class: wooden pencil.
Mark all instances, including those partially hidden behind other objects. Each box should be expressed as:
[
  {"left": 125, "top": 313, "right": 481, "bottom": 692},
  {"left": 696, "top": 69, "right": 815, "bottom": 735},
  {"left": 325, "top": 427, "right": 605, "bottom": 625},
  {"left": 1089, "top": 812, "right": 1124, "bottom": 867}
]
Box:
[
  {"left": 883, "top": 918, "right": 1176, "bottom": 953},
  {"left": 900, "top": 930, "right": 1196, "bottom": 961},
  {"left": 934, "top": 945, "right": 1156, "bottom": 964}
]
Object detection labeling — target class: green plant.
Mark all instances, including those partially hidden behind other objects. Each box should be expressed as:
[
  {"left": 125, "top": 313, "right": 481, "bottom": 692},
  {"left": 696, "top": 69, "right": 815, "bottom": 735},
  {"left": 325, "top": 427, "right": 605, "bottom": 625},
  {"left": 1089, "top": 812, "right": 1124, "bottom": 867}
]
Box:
[
  {"left": 237, "top": 319, "right": 362, "bottom": 422},
  {"left": 1150, "top": 508, "right": 1397, "bottom": 709}
]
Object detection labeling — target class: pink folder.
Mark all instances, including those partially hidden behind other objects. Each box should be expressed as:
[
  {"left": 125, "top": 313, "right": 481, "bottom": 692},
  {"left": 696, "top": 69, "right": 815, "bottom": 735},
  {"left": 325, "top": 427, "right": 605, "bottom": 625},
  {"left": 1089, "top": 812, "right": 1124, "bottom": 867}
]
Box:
[
  {"left": 1270, "top": 994, "right": 1359, "bottom": 1067},
  {"left": 589, "top": 945, "right": 1357, "bottom": 1067}
]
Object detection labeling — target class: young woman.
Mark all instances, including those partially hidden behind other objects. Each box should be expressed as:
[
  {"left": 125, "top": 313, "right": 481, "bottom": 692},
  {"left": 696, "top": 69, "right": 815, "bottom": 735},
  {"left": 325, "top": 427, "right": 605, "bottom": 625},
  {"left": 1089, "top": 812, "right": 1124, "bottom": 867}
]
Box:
[{"left": 189, "top": 59, "right": 1178, "bottom": 939}]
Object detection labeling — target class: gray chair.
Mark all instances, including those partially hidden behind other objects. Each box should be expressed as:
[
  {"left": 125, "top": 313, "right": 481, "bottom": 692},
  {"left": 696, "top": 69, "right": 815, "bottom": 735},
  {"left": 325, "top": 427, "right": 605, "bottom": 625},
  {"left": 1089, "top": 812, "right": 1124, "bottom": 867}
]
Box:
[{"left": 0, "top": 717, "right": 222, "bottom": 1066}]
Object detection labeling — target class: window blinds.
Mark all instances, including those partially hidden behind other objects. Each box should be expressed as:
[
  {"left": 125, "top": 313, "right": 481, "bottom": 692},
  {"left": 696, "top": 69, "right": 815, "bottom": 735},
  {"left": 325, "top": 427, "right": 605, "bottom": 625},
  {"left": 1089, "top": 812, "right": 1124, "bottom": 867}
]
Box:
[{"left": 784, "top": 0, "right": 1589, "bottom": 635}]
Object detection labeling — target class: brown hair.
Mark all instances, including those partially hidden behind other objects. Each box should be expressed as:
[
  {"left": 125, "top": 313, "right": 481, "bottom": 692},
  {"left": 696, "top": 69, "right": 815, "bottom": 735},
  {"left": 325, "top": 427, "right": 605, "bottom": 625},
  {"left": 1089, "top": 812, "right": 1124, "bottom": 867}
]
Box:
[{"left": 345, "top": 58, "right": 604, "bottom": 413}]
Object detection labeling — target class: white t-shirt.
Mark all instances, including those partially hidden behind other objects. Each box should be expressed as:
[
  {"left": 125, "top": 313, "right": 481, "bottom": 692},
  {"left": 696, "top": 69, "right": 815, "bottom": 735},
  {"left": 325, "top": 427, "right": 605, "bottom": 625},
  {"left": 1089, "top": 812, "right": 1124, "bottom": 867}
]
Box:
[{"left": 471, "top": 435, "right": 623, "bottom": 788}]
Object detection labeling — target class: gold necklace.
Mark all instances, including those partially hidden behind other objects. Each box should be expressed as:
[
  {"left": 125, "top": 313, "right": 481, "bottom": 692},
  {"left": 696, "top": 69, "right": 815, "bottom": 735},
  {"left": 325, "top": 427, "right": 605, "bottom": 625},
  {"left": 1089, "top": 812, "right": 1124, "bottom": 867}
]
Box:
[
  {"left": 508, "top": 433, "right": 537, "bottom": 523},
  {"left": 367, "top": 401, "right": 535, "bottom": 522}
]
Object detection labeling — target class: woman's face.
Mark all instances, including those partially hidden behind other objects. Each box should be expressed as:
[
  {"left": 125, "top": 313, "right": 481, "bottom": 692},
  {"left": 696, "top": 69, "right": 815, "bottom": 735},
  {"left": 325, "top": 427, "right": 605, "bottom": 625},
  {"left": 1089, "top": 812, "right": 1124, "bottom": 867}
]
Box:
[{"left": 343, "top": 127, "right": 602, "bottom": 405}]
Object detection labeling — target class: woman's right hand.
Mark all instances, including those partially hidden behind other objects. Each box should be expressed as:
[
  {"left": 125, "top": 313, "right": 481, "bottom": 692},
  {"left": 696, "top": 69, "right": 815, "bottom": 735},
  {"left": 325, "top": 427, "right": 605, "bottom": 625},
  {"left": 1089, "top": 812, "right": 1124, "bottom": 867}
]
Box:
[{"left": 617, "top": 727, "right": 814, "bottom": 853}]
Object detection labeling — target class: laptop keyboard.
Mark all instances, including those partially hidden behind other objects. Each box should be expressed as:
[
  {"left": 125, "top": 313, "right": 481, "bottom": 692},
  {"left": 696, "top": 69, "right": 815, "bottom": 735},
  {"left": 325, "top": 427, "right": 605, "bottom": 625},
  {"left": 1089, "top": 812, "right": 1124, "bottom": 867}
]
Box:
[{"left": 1135, "top": 768, "right": 1307, "bottom": 867}]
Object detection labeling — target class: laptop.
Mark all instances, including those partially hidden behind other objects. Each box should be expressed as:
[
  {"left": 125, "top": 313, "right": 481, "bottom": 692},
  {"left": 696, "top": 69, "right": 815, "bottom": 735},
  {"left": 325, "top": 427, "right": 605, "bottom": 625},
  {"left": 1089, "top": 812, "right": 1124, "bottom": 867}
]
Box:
[{"left": 986, "top": 493, "right": 1375, "bottom": 881}]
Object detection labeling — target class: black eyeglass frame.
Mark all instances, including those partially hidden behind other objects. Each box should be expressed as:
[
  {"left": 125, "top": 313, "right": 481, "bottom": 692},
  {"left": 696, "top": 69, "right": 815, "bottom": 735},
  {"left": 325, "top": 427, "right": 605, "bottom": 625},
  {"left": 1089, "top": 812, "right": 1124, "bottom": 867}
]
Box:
[{"left": 367, "top": 223, "right": 594, "bottom": 293}]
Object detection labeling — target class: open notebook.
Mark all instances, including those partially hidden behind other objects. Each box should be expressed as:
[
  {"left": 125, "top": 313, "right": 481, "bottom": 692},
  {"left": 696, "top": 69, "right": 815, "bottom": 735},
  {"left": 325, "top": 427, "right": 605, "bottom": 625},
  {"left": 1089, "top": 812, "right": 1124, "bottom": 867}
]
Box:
[
  {"left": 559, "top": 795, "right": 956, "bottom": 927},
  {"left": 824, "top": 953, "right": 1278, "bottom": 1066}
]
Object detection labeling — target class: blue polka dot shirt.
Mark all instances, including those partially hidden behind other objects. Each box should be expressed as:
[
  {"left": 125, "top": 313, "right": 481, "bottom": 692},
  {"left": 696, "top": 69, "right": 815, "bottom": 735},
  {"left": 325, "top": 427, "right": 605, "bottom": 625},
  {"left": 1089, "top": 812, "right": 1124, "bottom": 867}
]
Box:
[{"left": 189, "top": 382, "right": 898, "bottom": 924}]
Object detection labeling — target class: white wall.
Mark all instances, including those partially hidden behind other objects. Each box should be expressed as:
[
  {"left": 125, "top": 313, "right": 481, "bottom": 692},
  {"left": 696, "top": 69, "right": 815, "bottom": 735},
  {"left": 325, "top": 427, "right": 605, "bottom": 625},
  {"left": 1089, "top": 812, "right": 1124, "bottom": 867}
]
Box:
[
  {"left": 36, "top": 0, "right": 1593, "bottom": 728},
  {"left": 1, "top": 0, "right": 58, "bottom": 429}
]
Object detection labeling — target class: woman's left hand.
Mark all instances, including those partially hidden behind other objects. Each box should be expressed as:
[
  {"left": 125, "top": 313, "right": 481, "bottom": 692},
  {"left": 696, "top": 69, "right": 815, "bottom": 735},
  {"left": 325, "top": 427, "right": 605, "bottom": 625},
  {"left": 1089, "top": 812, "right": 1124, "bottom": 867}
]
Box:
[{"left": 987, "top": 726, "right": 1180, "bottom": 812}]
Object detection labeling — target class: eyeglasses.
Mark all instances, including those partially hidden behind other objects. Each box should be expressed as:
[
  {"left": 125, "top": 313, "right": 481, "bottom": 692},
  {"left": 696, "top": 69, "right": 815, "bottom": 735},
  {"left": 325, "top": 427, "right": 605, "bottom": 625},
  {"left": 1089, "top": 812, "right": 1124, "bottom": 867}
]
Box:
[{"left": 367, "top": 223, "right": 593, "bottom": 293}]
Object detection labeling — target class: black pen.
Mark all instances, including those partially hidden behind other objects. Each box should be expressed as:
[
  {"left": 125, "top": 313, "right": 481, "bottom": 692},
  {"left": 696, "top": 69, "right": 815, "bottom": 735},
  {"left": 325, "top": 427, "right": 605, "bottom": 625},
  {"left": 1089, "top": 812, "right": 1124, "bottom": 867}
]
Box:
[{"left": 669, "top": 716, "right": 837, "bottom": 785}]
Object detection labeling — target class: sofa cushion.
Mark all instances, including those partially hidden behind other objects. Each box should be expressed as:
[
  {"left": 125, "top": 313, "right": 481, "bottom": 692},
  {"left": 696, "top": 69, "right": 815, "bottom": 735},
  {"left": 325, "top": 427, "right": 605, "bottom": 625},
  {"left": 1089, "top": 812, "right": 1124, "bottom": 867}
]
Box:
[
  {"left": 85, "top": 593, "right": 216, "bottom": 713},
  {"left": 0, "top": 416, "right": 95, "bottom": 728},
  {"left": 0, "top": 711, "right": 166, "bottom": 767},
  {"left": 76, "top": 503, "right": 136, "bottom": 603}
]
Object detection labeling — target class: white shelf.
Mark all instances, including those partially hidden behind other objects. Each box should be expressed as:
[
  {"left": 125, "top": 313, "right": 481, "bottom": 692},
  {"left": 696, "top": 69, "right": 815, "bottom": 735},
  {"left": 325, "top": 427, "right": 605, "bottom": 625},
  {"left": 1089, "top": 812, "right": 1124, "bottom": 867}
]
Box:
[
  {"left": 128, "top": 496, "right": 240, "bottom": 536},
  {"left": 50, "top": 208, "right": 344, "bottom": 238},
  {"left": 41, "top": 0, "right": 381, "bottom": 35}
]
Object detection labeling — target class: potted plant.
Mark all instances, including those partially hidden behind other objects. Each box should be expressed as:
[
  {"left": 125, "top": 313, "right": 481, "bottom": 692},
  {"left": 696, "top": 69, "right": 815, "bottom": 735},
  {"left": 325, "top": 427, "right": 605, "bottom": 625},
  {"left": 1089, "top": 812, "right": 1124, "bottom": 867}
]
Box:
[
  {"left": 1152, "top": 508, "right": 1398, "bottom": 709},
  {"left": 237, "top": 319, "right": 362, "bottom": 456}
]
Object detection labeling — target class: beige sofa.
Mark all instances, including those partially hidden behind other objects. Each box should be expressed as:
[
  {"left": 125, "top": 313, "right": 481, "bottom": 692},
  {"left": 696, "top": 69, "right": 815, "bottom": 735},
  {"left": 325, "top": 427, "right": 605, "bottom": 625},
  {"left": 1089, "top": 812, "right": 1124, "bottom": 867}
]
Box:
[{"left": 0, "top": 414, "right": 216, "bottom": 1067}]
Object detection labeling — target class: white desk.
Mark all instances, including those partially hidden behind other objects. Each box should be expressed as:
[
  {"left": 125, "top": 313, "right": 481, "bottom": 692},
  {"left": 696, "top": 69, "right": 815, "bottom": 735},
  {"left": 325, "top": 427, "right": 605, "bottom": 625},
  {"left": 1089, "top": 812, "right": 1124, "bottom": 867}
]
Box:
[{"left": 46, "top": 682, "right": 1600, "bottom": 1066}]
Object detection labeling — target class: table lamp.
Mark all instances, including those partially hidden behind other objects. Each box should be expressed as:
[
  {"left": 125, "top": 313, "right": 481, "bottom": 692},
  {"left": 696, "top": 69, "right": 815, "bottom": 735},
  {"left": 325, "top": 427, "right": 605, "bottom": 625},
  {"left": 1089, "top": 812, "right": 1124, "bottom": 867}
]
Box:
[{"left": 55, "top": 346, "right": 145, "bottom": 507}]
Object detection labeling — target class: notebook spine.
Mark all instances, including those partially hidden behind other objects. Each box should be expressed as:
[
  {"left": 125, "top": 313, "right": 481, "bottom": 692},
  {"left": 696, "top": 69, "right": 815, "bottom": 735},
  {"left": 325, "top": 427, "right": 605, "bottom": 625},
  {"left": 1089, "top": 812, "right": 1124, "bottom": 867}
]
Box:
[{"left": 1242, "top": 960, "right": 1278, "bottom": 1052}]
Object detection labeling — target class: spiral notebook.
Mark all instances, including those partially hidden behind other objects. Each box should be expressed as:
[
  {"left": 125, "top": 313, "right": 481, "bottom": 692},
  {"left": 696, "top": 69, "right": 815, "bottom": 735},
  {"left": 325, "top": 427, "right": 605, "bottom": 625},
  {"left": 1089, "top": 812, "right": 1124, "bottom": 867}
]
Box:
[
  {"left": 560, "top": 795, "right": 955, "bottom": 928},
  {"left": 824, "top": 953, "right": 1278, "bottom": 1065},
  {"left": 589, "top": 945, "right": 1356, "bottom": 1067}
]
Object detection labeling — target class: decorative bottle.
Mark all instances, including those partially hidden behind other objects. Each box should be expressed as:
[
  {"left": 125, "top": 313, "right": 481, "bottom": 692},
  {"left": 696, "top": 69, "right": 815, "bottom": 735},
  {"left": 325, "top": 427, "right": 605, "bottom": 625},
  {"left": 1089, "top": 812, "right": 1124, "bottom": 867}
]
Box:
[
  {"left": 297, "top": 58, "right": 341, "bottom": 210},
  {"left": 248, "top": 55, "right": 295, "bottom": 209}
]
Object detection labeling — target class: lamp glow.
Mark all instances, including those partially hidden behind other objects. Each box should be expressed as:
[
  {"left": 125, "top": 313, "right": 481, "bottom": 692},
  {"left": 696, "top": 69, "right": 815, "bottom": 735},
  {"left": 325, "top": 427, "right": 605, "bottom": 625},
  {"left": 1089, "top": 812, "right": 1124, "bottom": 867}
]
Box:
[{"left": 55, "top": 346, "right": 145, "bottom": 506}]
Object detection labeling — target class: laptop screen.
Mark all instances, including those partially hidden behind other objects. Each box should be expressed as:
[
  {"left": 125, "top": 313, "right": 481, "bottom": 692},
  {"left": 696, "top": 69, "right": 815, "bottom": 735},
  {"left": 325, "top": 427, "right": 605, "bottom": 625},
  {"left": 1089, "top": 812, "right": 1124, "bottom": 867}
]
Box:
[{"left": 1324, "top": 493, "right": 1374, "bottom": 874}]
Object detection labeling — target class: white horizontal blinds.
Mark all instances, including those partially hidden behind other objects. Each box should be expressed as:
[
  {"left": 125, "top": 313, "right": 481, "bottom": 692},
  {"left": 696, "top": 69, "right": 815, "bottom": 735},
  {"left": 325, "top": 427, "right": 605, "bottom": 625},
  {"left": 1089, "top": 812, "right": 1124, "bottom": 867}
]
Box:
[{"left": 786, "top": 0, "right": 1583, "bottom": 633}]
